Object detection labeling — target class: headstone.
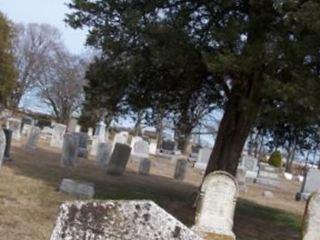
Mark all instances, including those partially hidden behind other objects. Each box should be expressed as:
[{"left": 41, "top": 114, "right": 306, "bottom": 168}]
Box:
[
  {"left": 40, "top": 126, "right": 53, "bottom": 140},
  {"left": 112, "top": 131, "right": 129, "bottom": 149},
  {"left": 130, "top": 136, "right": 143, "bottom": 148},
  {"left": 256, "top": 162, "right": 280, "bottom": 187},
  {"left": 0, "top": 129, "right": 6, "bottom": 168},
  {"left": 87, "top": 127, "right": 93, "bottom": 137},
  {"left": 90, "top": 136, "right": 100, "bottom": 156},
  {"left": 22, "top": 124, "right": 32, "bottom": 136},
  {"left": 106, "top": 143, "right": 131, "bottom": 176},
  {"left": 160, "top": 140, "right": 175, "bottom": 154},
  {"left": 50, "top": 124, "right": 67, "bottom": 148},
  {"left": 96, "top": 141, "right": 112, "bottom": 168},
  {"left": 61, "top": 133, "right": 79, "bottom": 167},
  {"left": 138, "top": 158, "right": 151, "bottom": 176},
  {"left": 75, "top": 125, "right": 81, "bottom": 133},
  {"left": 149, "top": 139, "right": 157, "bottom": 155},
  {"left": 174, "top": 159, "right": 188, "bottom": 181},
  {"left": 67, "top": 118, "right": 78, "bottom": 132},
  {"left": 131, "top": 140, "right": 149, "bottom": 161},
  {"left": 302, "top": 192, "right": 320, "bottom": 240},
  {"left": 6, "top": 118, "right": 22, "bottom": 140},
  {"left": 193, "top": 171, "right": 238, "bottom": 240},
  {"left": 95, "top": 120, "right": 106, "bottom": 141},
  {"left": 59, "top": 178, "right": 95, "bottom": 199},
  {"left": 240, "top": 155, "right": 259, "bottom": 182},
  {"left": 73, "top": 132, "right": 88, "bottom": 158},
  {"left": 3, "top": 129, "right": 12, "bottom": 161},
  {"left": 26, "top": 126, "right": 41, "bottom": 149},
  {"left": 236, "top": 167, "right": 247, "bottom": 192},
  {"left": 297, "top": 169, "right": 320, "bottom": 201},
  {"left": 50, "top": 200, "right": 201, "bottom": 240},
  {"left": 194, "top": 147, "right": 211, "bottom": 170}
]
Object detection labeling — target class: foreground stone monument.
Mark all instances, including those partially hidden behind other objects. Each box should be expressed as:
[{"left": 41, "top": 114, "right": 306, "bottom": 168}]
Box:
[
  {"left": 0, "top": 129, "right": 6, "bottom": 168},
  {"left": 302, "top": 192, "right": 320, "bottom": 240},
  {"left": 59, "top": 179, "right": 95, "bottom": 199},
  {"left": 50, "top": 200, "right": 201, "bottom": 240},
  {"left": 138, "top": 158, "right": 151, "bottom": 176},
  {"left": 106, "top": 143, "right": 131, "bottom": 175},
  {"left": 50, "top": 124, "right": 67, "bottom": 148},
  {"left": 193, "top": 171, "right": 238, "bottom": 240},
  {"left": 61, "top": 134, "right": 79, "bottom": 167},
  {"left": 26, "top": 126, "right": 41, "bottom": 149},
  {"left": 174, "top": 159, "right": 188, "bottom": 181},
  {"left": 297, "top": 169, "right": 320, "bottom": 201}
]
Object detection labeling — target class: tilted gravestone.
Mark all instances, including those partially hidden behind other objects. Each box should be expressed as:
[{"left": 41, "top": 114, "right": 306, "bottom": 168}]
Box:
[
  {"left": 26, "top": 126, "right": 41, "bottom": 149},
  {"left": 138, "top": 158, "right": 151, "bottom": 176},
  {"left": 59, "top": 178, "right": 95, "bottom": 199},
  {"left": 6, "top": 118, "right": 22, "bottom": 141},
  {"left": 50, "top": 200, "right": 201, "bottom": 240},
  {"left": 96, "top": 141, "right": 112, "bottom": 168},
  {"left": 0, "top": 129, "right": 6, "bottom": 168},
  {"left": 174, "top": 159, "right": 188, "bottom": 181},
  {"left": 194, "top": 147, "right": 211, "bottom": 170},
  {"left": 297, "top": 169, "right": 320, "bottom": 201},
  {"left": 50, "top": 124, "right": 67, "bottom": 149},
  {"left": 193, "top": 171, "right": 239, "bottom": 240},
  {"left": 61, "top": 133, "right": 79, "bottom": 167},
  {"left": 131, "top": 140, "right": 149, "bottom": 161},
  {"left": 3, "top": 129, "right": 12, "bottom": 161},
  {"left": 302, "top": 192, "right": 320, "bottom": 240},
  {"left": 106, "top": 143, "right": 131, "bottom": 176}
]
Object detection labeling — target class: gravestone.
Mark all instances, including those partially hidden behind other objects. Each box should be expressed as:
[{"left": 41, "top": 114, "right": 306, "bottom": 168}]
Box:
[
  {"left": 296, "top": 169, "right": 320, "bottom": 201},
  {"left": 50, "top": 200, "right": 201, "bottom": 240},
  {"left": 0, "top": 129, "right": 6, "bottom": 168},
  {"left": 3, "top": 129, "right": 12, "bottom": 161},
  {"left": 302, "top": 192, "right": 320, "bottom": 240},
  {"left": 240, "top": 155, "right": 259, "bottom": 182},
  {"left": 194, "top": 147, "right": 211, "bottom": 170},
  {"left": 138, "top": 158, "right": 151, "bottom": 176},
  {"left": 6, "top": 118, "right": 22, "bottom": 140},
  {"left": 59, "top": 178, "right": 95, "bottom": 199},
  {"left": 67, "top": 118, "right": 78, "bottom": 132},
  {"left": 96, "top": 141, "right": 112, "bottom": 168},
  {"left": 149, "top": 139, "right": 157, "bottom": 155},
  {"left": 256, "top": 162, "right": 280, "bottom": 187},
  {"left": 236, "top": 167, "right": 247, "bottom": 192},
  {"left": 130, "top": 136, "right": 143, "bottom": 148},
  {"left": 61, "top": 133, "right": 79, "bottom": 167},
  {"left": 174, "top": 159, "right": 188, "bottom": 181},
  {"left": 193, "top": 171, "right": 238, "bottom": 240},
  {"left": 40, "top": 126, "right": 53, "bottom": 140},
  {"left": 131, "top": 140, "right": 149, "bottom": 161},
  {"left": 73, "top": 132, "right": 88, "bottom": 158},
  {"left": 112, "top": 131, "right": 129, "bottom": 150},
  {"left": 22, "top": 124, "right": 32, "bottom": 136},
  {"left": 26, "top": 126, "right": 41, "bottom": 149},
  {"left": 106, "top": 143, "right": 131, "bottom": 176},
  {"left": 160, "top": 140, "right": 175, "bottom": 154},
  {"left": 50, "top": 124, "right": 67, "bottom": 148}
]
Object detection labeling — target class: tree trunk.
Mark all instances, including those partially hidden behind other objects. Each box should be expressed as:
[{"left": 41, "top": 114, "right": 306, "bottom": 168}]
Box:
[{"left": 205, "top": 79, "right": 261, "bottom": 176}]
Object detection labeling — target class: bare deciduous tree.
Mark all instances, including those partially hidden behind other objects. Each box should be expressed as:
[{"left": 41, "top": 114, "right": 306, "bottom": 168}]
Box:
[
  {"left": 37, "top": 46, "right": 87, "bottom": 124},
  {"left": 11, "top": 23, "right": 62, "bottom": 109}
]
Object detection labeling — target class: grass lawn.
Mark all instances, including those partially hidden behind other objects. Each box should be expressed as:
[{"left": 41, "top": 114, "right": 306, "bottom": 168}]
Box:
[{"left": 0, "top": 142, "right": 303, "bottom": 240}]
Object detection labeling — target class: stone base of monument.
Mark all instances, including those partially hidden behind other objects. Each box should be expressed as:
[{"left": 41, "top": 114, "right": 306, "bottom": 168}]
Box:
[
  {"left": 59, "top": 179, "right": 95, "bottom": 199},
  {"left": 50, "top": 200, "right": 201, "bottom": 240}
]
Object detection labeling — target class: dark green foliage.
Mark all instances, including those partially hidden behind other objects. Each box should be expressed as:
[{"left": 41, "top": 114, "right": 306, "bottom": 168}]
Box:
[{"left": 268, "top": 151, "right": 282, "bottom": 168}]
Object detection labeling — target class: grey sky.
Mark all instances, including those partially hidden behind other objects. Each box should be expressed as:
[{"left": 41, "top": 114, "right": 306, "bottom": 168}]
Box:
[{"left": 0, "top": 0, "right": 87, "bottom": 54}]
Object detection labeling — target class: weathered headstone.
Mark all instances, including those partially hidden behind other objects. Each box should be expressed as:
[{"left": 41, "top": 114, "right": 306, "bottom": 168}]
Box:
[
  {"left": 96, "top": 141, "right": 112, "bottom": 168},
  {"left": 61, "top": 133, "right": 79, "bottom": 167},
  {"left": 138, "top": 158, "right": 151, "bottom": 176},
  {"left": 256, "top": 162, "right": 280, "bottom": 187},
  {"left": 193, "top": 171, "right": 239, "bottom": 240},
  {"left": 194, "top": 147, "right": 211, "bottom": 170},
  {"left": 302, "top": 192, "right": 320, "bottom": 240},
  {"left": 73, "top": 132, "right": 88, "bottom": 158},
  {"left": 174, "top": 159, "right": 188, "bottom": 181},
  {"left": 160, "top": 140, "right": 175, "bottom": 154},
  {"left": 3, "top": 129, "right": 12, "bottom": 161},
  {"left": 6, "top": 118, "right": 22, "bottom": 140},
  {"left": 50, "top": 124, "right": 67, "bottom": 148},
  {"left": 236, "top": 167, "right": 247, "bottom": 192},
  {"left": 106, "top": 143, "right": 131, "bottom": 175},
  {"left": 131, "top": 140, "right": 149, "bottom": 161},
  {"left": 149, "top": 139, "right": 157, "bottom": 155},
  {"left": 297, "top": 169, "right": 320, "bottom": 201},
  {"left": 26, "top": 126, "right": 41, "bottom": 149},
  {"left": 59, "top": 178, "right": 95, "bottom": 199},
  {"left": 50, "top": 200, "right": 201, "bottom": 240},
  {"left": 130, "top": 136, "right": 143, "bottom": 148},
  {"left": 0, "top": 129, "right": 6, "bottom": 168},
  {"left": 240, "top": 155, "right": 259, "bottom": 182}
]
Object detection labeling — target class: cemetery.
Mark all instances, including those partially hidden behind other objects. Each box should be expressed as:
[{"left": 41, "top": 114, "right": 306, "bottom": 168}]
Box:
[{"left": 1, "top": 1, "right": 320, "bottom": 240}]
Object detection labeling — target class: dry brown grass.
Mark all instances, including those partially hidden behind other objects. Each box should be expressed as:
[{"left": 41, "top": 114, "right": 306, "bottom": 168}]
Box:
[{"left": 0, "top": 138, "right": 305, "bottom": 240}]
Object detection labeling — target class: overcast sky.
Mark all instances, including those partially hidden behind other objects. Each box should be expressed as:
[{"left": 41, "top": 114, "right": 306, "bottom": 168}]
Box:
[{"left": 0, "top": 0, "right": 87, "bottom": 54}]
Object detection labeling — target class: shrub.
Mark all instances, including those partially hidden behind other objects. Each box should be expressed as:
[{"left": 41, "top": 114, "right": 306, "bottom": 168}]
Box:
[{"left": 268, "top": 151, "right": 282, "bottom": 167}]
